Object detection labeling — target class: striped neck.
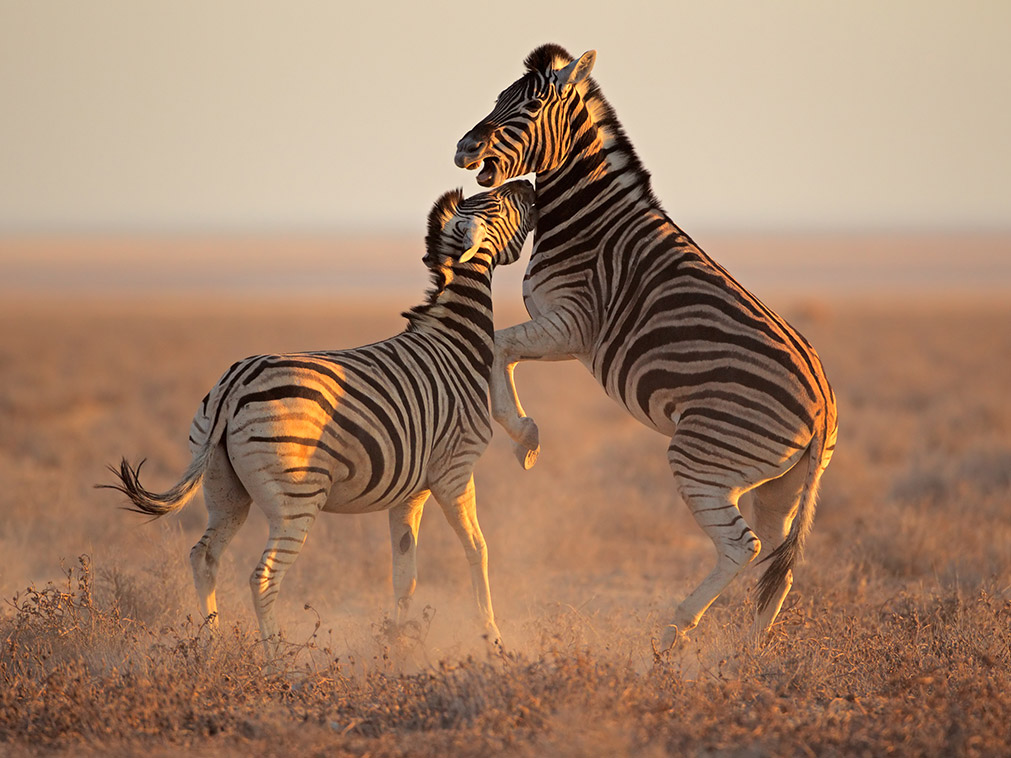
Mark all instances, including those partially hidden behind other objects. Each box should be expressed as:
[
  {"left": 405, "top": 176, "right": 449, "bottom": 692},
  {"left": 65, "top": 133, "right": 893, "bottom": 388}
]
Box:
[
  {"left": 402, "top": 255, "right": 496, "bottom": 374},
  {"left": 535, "top": 88, "right": 661, "bottom": 240}
]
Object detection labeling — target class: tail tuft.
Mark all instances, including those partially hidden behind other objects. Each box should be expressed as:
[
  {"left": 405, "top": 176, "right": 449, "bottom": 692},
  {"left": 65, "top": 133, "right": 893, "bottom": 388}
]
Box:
[
  {"left": 97, "top": 454, "right": 205, "bottom": 520},
  {"left": 754, "top": 417, "right": 832, "bottom": 614},
  {"left": 755, "top": 534, "right": 799, "bottom": 612}
]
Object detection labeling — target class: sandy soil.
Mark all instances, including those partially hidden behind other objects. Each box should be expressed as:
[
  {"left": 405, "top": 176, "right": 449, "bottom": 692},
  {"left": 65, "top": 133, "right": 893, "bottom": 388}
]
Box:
[{"left": 1, "top": 287, "right": 1010, "bottom": 755}]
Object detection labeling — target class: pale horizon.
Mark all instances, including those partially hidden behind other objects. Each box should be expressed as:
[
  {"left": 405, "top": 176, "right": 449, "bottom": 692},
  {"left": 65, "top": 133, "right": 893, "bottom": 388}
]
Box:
[
  {"left": 4, "top": 232, "right": 1009, "bottom": 302},
  {"left": 2, "top": 2, "right": 1010, "bottom": 237}
]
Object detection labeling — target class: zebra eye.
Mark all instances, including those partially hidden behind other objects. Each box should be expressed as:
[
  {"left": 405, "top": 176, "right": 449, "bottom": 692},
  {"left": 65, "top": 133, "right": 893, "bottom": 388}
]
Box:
[{"left": 526, "top": 99, "right": 542, "bottom": 113}]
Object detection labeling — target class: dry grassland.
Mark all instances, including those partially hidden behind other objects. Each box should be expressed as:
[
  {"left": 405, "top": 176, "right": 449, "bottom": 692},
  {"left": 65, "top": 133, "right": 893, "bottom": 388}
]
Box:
[{"left": 1, "top": 293, "right": 1010, "bottom": 757}]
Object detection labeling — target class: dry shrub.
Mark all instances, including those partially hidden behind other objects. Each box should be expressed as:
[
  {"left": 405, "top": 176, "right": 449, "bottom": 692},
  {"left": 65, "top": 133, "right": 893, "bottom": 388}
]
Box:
[
  {"left": 5, "top": 298, "right": 1011, "bottom": 756},
  {"left": 2, "top": 555, "right": 139, "bottom": 681},
  {"left": 3, "top": 555, "right": 1011, "bottom": 757}
]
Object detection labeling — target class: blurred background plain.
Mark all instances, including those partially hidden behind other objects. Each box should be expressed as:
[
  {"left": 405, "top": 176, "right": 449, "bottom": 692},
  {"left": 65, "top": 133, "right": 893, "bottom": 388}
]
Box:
[{"left": 1, "top": 1, "right": 1009, "bottom": 299}]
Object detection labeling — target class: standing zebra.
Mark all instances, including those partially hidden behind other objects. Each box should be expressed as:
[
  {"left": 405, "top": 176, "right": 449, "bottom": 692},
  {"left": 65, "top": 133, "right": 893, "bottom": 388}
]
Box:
[
  {"left": 455, "top": 44, "right": 837, "bottom": 647},
  {"left": 104, "top": 180, "right": 536, "bottom": 655}
]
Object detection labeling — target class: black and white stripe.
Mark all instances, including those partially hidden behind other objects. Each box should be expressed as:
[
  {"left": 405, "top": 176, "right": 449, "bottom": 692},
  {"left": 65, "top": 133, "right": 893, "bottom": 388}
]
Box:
[
  {"left": 456, "top": 44, "right": 838, "bottom": 644},
  {"left": 104, "top": 181, "right": 536, "bottom": 655}
]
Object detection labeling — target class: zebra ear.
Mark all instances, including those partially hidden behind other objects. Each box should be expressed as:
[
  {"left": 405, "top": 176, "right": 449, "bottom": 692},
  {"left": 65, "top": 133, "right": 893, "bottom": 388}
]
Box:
[
  {"left": 458, "top": 219, "right": 487, "bottom": 263},
  {"left": 555, "top": 49, "right": 596, "bottom": 95}
]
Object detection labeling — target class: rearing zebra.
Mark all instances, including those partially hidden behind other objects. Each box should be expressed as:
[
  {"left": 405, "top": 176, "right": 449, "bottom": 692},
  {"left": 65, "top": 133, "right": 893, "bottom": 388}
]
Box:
[
  {"left": 104, "top": 180, "right": 536, "bottom": 654},
  {"left": 455, "top": 44, "right": 838, "bottom": 647}
]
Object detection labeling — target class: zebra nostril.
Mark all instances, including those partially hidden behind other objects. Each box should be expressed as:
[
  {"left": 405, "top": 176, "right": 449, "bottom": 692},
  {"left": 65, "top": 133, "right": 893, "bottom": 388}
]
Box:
[{"left": 455, "top": 134, "right": 489, "bottom": 169}]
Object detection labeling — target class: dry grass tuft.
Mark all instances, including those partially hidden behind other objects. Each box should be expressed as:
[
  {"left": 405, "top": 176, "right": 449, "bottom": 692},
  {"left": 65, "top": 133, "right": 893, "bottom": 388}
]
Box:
[
  {"left": 3, "top": 296, "right": 1011, "bottom": 756},
  {"left": 3, "top": 556, "right": 1010, "bottom": 756}
]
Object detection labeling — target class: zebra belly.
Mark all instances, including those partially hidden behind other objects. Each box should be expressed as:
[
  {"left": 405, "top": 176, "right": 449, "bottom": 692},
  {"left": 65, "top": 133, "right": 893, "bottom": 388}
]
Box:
[
  {"left": 593, "top": 361, "right": 682, "bottom": 437},
  {"left": 320, "top": 480, "right": 428, "bottom": 514},
  {"left": 225, "top": 413, "right": 429, "bottom": 516}
]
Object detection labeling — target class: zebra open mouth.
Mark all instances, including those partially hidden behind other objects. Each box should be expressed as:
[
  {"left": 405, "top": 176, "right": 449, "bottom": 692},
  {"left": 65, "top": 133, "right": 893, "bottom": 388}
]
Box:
[{"left": 476, "top": 157, "right": 499, "bottom": 187}]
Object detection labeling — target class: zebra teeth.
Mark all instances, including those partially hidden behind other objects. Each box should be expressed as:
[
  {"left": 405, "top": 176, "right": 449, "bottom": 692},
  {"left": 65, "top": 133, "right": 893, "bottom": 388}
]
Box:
[
  {"left": 477, "top": 158, "right": 498, "bottom": 187},
  {"left": 464, "top": 160, "right": 481, "bottom": 171}
]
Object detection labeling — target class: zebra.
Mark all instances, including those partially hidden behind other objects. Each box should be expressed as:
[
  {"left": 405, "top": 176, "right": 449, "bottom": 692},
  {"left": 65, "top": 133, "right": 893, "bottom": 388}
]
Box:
[
  {"left": 103, "top": 180, "right": 537, "bottom": 656},
  {"left": 454, "top": 44, "right": 838, "bottom": 648}
]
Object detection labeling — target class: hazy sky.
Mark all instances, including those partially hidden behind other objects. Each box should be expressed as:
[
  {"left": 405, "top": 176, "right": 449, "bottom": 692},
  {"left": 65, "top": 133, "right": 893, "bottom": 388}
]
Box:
[{"left": 1, "top": 1, "right": 1009, "bottom": 234}]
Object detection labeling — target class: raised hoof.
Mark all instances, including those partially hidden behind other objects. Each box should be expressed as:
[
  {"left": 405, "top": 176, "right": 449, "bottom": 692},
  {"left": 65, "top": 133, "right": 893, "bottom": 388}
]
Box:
[
  {"left": 514, "top": 442, "right": 540, "bottom": 470},
  {"left": 513, "top": 417, "right": 540, "bottom": 469}
]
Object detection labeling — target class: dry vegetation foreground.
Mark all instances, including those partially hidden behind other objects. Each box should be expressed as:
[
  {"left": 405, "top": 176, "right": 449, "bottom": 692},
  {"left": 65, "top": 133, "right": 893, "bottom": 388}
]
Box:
[{"left": 2, "top": 295, "right": 1010, "bottom": 757}]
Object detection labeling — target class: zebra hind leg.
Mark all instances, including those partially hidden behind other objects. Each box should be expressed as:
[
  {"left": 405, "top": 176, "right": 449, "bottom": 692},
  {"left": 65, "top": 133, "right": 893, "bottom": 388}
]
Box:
[
  {"left": 249, "top": 504, "right": 321, "bottom": 663},
  {"left": 189, "top": 441, "right": 251, "bottom": 629},
  {"left": 662, "top": 437, "right": 762, "bottom": 649},
  {"left": 751, "top": 453, "right": 809, "bottom": 636}
]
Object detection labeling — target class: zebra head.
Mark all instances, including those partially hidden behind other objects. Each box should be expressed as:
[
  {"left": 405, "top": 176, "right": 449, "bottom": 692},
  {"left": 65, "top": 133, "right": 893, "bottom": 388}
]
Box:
[
  {"left": 455, "top": 44, "right": 597, "bottom": 187},
  {"left": 425, "top": 180, "right": 536, "bottom": 270}
]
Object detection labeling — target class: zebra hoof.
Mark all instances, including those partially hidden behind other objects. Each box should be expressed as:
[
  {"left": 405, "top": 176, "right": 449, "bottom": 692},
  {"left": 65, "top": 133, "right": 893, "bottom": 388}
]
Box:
[
  {"left": 483, "top": 622, "right": 505, "bottom": 655},
  {"left": 514, "top": 442, "right": 540, "bottom": 470},
  {"left": 658, "top": 624, "right": 687, "bottom": 652},
  {"left": 513, "top": 417, "right": 540, "bottom": 469}
]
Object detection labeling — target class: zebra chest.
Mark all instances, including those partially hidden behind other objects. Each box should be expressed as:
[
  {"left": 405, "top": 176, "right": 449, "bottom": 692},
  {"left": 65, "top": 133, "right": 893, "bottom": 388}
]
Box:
[{"left": 521, "top": 251, "right": 596, "bottom": 319}]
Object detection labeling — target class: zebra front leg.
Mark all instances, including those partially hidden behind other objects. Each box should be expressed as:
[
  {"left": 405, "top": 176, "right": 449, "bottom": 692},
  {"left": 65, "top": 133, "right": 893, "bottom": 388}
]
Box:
[
  {"left": 388, "top": 493, "right": 429, "bottom": 628},
  {"left": 432, "top": 474, "right": 502, "bottom": 649},
  {"left": 250, "top": 508, "right": 319, "bottom": 662},
  {"left": 492, "top": 315, "right": 582, "bottom": 469},
  {"left": 490, "top": 350, "right": 540, "bottom": 470}
]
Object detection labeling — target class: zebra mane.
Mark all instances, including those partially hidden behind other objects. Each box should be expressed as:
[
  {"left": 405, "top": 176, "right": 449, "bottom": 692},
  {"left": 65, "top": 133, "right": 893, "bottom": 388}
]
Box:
[
  {"left": 403, "top": 188, "right": 465, "bottom": 329},
  {"left": 525, "top": 43, "right": 663, "bottom": 213},
  {"left": 529, "top": 43, "right": 663, "bottom": 214},
  {"left": 524, "top": 43, "right": 573, "bottom": 73}
]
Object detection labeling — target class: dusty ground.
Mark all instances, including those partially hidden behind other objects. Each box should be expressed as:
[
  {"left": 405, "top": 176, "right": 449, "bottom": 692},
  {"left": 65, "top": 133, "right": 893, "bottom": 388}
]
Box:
[{"left": 1, "top": 289, "right": 1010, "bottom": 756}]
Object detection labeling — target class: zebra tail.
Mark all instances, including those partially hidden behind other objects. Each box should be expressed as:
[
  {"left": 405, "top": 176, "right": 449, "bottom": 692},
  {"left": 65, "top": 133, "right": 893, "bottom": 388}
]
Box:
[
  {"left": 101, "top": 421, "right": 223, "bottom": 520},
  {"left": 755, "top": 415, "right": 830, "bottom": 613},
  {"left": 101, "top": 449, "right": 207, "bottom": 519}
]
